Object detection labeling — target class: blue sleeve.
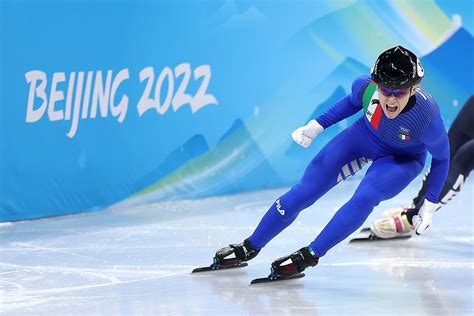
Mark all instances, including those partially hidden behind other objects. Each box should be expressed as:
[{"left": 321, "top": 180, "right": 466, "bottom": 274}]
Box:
[
  {"left": 315, "top": 75, "right": 369, "bottom": 129},
  {"left": 420, "top": 115, "right": 450, "bottom": 203}
]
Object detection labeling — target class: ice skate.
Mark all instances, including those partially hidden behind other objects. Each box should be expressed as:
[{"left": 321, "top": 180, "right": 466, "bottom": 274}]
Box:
[
  {"left": 370, "top": 208, "right": 413, "bottom": 239},
  {"left": 383, "top": 204, "right": 414, "bottom": 218},
  {"left": 192, "top": 238, "right": 259, "bottom": 273},
  {"left": 271, "top": 246, "right": 318, "bottom": 277},
  {"left": 250, "top": 246, "right": 318, "bottom": 284},
  {"left": 214, "top": 237, "right": 260, "bottom": 266}
]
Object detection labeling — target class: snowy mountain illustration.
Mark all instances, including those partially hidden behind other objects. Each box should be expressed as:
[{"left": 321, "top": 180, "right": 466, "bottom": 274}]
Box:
[
  {"left": 129, "top": 119, "right": 282, "bottom": 203},
  {"left": 420, "top": 27, "right": 474, "bottom": 124},
  {"left": 311, "top": 57, "right": 369, "bottom": 96},
  {"left": 423, "top": 27, "right": 473, "bottom": 92},
  {"left": 134, "top": 134, "right": 210, "bottom": 192},
  {"left": 285, "top": 86, "right": 347, "bottom": 161},
  {"left": 287, "top": 1, "right": 457, "bottom": 64},
  {"left": 284, "top": 56, "right": 368, "bottom": 157}
]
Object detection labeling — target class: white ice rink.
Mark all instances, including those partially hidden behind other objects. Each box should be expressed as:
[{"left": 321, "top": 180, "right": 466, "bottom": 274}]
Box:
[{"left": 1, "top": 179, "right": 473, "bottom": 315}]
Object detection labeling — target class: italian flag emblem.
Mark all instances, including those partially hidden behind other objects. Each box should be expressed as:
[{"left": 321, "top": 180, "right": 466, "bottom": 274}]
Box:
[
  {"left": 366, "top": 100, "right": 382, "bottom": 129},
  {"left": 362, "top": 84, "right": 382, "bottom": 129},
  {"left": 399, "top": 132, "right": 410, "bottom": 140}
]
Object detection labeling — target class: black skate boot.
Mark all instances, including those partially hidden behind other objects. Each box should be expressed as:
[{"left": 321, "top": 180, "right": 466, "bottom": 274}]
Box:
[
  {"left": 214, "top": 238, "right": 260, "bottom": 268},
  {"left": 271, "top": 246, "right": 318, "bottom": 278}
]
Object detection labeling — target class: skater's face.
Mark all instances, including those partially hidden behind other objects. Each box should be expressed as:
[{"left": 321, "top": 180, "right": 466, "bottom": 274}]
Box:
[{"left": 377, "top": 85, "right": 416, "bottom": 119}]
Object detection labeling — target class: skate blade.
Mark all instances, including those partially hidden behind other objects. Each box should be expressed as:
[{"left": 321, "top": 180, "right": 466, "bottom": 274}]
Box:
[
  {"left": 250, "top": 273, "right": 305, "bottom": 285},
  {"left": 191, "top": 262, "right": 248, "bottom": 273},
  {"left": 349, "top": 233, "right": 411, "bottom": 243}
]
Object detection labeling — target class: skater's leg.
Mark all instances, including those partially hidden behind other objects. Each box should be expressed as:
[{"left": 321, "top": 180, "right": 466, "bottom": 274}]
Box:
[
  {"left": 310, "top": 155, "right": 423, "bottom": 257},
  {"left": 411, "top": 170, "right": 429, "bottom": 208},
  {"left": 412, "top": 136, "right": 469, "bottom": 208},
  {"left": 412, "top": 97, "right": 473, "bottom": 208},
  {"left": 250, "top": 124, "right": 373, "bottom": 249}
]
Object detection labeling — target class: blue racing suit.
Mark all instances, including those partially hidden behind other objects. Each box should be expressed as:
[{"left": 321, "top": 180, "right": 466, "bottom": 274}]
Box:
[{"left": 249, "top": 75, "right": 450, "bottom": 257}]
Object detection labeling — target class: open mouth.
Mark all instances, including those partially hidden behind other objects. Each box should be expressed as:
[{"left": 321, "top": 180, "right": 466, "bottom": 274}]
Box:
[{"left": 385, "top": 104, "right": 398, "bottom": 114}]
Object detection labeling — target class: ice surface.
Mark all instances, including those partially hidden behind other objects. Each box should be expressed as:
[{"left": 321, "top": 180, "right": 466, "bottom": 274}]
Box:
[{"left": 1, "top": 179, "right": 473, "bottom": 315}]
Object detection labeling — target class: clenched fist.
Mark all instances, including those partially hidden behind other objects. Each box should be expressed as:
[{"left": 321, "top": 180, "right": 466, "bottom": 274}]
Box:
[{"left": 291, "top": 119, "right": 324, "bottom": 148}]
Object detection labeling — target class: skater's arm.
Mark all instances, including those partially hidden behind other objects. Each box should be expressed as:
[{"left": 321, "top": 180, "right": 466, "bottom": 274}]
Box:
[
  {"left": 420, "top": 115, "right": 450, "bottom": 203},
  {"left": 315, "top": 75, "right": 368, "bottom": 128}
]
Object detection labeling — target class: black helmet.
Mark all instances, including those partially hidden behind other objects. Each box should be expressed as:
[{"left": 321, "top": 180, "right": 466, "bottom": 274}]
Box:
[{"left": 371, "top": 45, "right": 424, "bottom": 89}]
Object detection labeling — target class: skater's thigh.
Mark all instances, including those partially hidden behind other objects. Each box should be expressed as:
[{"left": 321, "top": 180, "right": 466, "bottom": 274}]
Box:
[
  {"left": 301, "top": 124, "right": 374, "bottom": 188},
  {"left": 453, "top": 139, "right": 474, "bottom": 172},
  {"left": 356, "top": 155, "right": 424, "bottom": 203}
]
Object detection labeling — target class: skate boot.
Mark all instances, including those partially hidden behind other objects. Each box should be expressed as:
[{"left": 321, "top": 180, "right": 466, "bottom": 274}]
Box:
[
  {"left": 271, "top": 246, "right": 318, "bottom": 278},
  {"left": 370, "top": 208, "right": 413, "bottom": 239},
  {"left": 214, "top": 238, "right": 260, "bottom": 267},
  {"left": 383, "top": 204, "right": 414, "bottom": 218}
]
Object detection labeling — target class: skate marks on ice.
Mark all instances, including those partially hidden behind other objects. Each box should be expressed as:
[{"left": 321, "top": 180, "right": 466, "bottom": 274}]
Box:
[
  {"left": 1, "top": 182, "right": 473, "bottom": 314},
  {"left": 341, "top": 239, "right": 473, "bottom": 315},
  {"left": 0, "top": 261, "right": 191, "bottom": 313},
  {"left": 191, "top": 266, "right": 317, "bottom": 314},
  {"left": 0, "top": 219, "right": 193, "bottom": 314}
]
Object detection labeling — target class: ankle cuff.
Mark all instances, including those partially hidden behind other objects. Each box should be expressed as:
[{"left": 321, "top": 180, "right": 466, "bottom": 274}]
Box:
[{"left": 302, "top": 246, "right": 319, "bottom": 267}]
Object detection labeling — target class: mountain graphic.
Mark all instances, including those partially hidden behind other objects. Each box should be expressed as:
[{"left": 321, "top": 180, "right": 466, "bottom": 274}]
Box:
[
  {"left": 287, "top": 1, "right": 456, "bottom": 65},
  {"left": 435, "top": 0, "right": 474, "bottom": 36},
  {"left": 133, "top": 134, "right": 210, "bottom": 193},
  {"left": 284, "top": 57, "right": 369, "bottom": 159},
  {"left": 277, "top": 0, "right": 459, "bottom": 107},
  {"left": 311, "top": 57, "right": 370, "bottom": 96},
  {"left": 132, "top": 118, "right": 282, "bottom": 202},
  {"left": 419, "top": 27, "right": 473, "bottom": 124},
  {"left": 423, "top": 27, "right": 473, "bottom": 90},
  {"left": 286, "top": 86, "right": 348, "bottom": 161}
]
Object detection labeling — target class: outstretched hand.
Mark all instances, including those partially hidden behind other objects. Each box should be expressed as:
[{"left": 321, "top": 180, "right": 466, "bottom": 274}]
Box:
[{"left": 412, "top": 199, "right": 438, "bottom": 235}]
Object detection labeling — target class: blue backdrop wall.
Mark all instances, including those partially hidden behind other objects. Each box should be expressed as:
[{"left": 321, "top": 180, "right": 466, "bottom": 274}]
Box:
[{"left": 1, "top": 0, "right": 473, "bottom": 221}]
